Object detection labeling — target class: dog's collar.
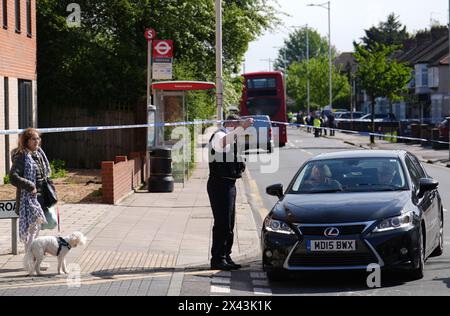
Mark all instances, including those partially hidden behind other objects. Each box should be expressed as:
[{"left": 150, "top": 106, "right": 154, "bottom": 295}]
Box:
[{"left": 57, "top": 237, "right": 71, "bottom": 256}]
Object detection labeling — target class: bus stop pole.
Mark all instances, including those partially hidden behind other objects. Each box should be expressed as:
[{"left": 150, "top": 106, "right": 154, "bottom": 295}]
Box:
[
  {"left": 215, "top": 0, "right": 223, "bottom": 122},
  {"left": 12, "top": 218, "right": 18, "bottom": 255}
]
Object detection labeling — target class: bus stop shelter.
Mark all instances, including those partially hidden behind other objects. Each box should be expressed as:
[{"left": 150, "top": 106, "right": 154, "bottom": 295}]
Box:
[{"left": 148, "top": 81, "right": 215, "bottom": 149}]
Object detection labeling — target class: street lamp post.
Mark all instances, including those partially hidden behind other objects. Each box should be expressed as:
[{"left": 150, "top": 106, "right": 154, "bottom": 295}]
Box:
[
  {"left": 216, "top": 0, "right": 223, "bottom": 122},
  {"left": 261, "top": 58, "right": 273, "bottom": 72},
  {"left": 306, "top": 24, "right": 311, "bottom": 115},
  {"left": 274, "top": 47, "right": 288, "bottom": 106},
  {"left": 307, "top": 1, "right": 332, "bottom": 111},
  {"left": 290, "top": 25, "right": 311, "bottom": 114}
]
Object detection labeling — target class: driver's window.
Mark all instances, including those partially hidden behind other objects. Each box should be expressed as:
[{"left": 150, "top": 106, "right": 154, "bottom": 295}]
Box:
[{"left": 405, "top": 157, "right": 420, "bottom": 192}]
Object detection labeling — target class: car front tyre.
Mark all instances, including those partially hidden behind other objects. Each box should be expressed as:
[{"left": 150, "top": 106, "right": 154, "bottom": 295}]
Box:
[
  {"left": 431, "top": 211, "right": 444, "bottom": 257},
  {"left": 409, "top": 225, "right": 425, "bottom": 280}
]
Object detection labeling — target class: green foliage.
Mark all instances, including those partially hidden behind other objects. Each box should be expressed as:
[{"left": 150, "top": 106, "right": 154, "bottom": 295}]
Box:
[
  {"left": 359, "top": 13, "right": 410, "bottom": 51},
  {"left": 92, "top": 188, "right": 103, "bottom": 197},
  {"left": 354, "top": 44, "right": 411, "bottom": 102},
  {"left": 274, "top": 27, "right": 335, "bottom": 71},
  {"left": 286, "top": 57, "right": 351, "bottom": 111},
  {"left": 50, "top": 160, "right": 68, "bottom": 179},
  {"left": 354, "top": 43, "right": 411, "bottom": 142},
  {"left": 37, "top": 0, "right": 279, "bottom": 112},
  {"left": 3, "top": 175, "right": 10, "bottom": 185}
]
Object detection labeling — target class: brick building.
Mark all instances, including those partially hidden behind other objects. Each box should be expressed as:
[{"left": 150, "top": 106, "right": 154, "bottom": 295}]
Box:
[{"left": 0, "top": 0, "right": 37, "bottom": 183}]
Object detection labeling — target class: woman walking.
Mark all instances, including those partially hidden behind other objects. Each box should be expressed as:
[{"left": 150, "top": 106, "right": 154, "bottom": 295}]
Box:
[{"left": 9, "top": 128, "right": 53, "bottom": 252}]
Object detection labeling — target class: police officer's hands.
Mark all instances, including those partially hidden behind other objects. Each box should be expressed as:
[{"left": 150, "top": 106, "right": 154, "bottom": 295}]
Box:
[{"left": 240, "top": 118, "right": 254, "bottom": 130}]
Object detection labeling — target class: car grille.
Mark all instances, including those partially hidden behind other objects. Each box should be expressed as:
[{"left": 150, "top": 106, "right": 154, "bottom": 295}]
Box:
[
  {"left": 288, "top": 253, "right": 378, "bottom": 267},
  {"left": 298, "top": 225, "right": 367, "bottom": 236}
]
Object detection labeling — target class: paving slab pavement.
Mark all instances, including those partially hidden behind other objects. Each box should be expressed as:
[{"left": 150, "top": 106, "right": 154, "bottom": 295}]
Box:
[{"left": 0, "top": 129, "right": 260, "bottom": 292}]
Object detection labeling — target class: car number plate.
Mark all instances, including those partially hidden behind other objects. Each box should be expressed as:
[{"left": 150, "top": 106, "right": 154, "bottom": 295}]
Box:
[{"left": 308, "top": 240, "right": 357, "bottom": 252}]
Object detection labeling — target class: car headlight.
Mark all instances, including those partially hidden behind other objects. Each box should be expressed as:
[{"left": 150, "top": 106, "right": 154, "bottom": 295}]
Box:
[
  {"left": 264, "top": 218, "right": 295, "bottom": 235},
  {"left": 372, "top": 211, "right": 414, "bottom": 233}
]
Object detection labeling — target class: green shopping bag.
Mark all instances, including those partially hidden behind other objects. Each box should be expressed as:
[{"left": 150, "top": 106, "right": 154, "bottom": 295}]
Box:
[{"left": 41, "top": 206, "right": 58, "bottom": 230}]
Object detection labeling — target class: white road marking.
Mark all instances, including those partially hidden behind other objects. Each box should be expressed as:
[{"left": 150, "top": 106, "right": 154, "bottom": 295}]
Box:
[
  {"left": 211, "top": 285, "right": 231, "bottom": 294},
  {"left": 253, "top": 287, "right": 272, "bottom": 296},
  {"left": 212, "top": 277, "right": 231, "bottom": 285},
  {"left": 252, "top": 279, "right": 270, "bottom": 287}
]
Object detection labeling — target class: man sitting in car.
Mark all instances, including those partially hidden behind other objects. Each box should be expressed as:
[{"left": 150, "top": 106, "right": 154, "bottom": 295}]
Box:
[
  {"left": 302, "top": 165, "right": 343, "bottom": 192},
  {"left": 377, "top": 164, "right": 398, "bottom": 187}
]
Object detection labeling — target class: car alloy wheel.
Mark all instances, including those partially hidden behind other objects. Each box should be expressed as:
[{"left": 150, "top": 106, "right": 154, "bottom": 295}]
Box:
[
  {"left": 431, "top": 213, "right": 444, "bottom": 257},
  {"left": 410, "top": 225, "right": 425, "bottom": 280}
]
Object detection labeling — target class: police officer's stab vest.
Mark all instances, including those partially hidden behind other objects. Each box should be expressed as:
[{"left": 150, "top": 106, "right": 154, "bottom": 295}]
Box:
[{"left": 208, "top": 130, "right": 246, "bottom": 180}]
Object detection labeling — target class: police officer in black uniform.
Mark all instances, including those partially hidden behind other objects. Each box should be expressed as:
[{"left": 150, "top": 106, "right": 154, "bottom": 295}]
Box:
[{"left": 208, "top": 114, "right": 254, "bottom": 271}]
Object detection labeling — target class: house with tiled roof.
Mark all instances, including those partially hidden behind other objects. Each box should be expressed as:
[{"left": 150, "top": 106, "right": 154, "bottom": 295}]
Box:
[{"left": 396, "top": 27, "right": 450, "bottom": 123}]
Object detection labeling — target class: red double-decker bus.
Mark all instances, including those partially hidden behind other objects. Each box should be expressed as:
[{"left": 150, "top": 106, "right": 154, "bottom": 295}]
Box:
[{"left": 240, "top": 71, "right": 287, "bottom": 147}]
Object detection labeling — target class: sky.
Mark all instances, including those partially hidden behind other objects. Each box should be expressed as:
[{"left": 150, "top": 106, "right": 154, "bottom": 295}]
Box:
[{"left": 244, "top": 0, "right": 449, "bottom": 73}]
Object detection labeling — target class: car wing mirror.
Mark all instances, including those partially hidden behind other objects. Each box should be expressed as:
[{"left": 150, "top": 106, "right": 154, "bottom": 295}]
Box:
[
  {"left": 418, "top": 178, "right": 439, "bottom": 199},
  {"left": 266, "top": 184, "right": 284, "bottom": 199}
]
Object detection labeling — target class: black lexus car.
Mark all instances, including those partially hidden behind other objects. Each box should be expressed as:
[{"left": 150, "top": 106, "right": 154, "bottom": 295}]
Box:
[{"left": 262, "top": 150, "right": 444, "bottom": 281}]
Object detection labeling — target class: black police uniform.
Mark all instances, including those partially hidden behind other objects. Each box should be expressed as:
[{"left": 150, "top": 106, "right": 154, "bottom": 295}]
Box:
[{"left": 207, "top": 128, "right": 245, "bottom": 267}]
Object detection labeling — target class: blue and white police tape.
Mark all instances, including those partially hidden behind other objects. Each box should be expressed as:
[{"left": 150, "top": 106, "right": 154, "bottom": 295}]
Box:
[
  {"left": 0, "top": 118, "right": 449, "bottom": 145},
  {"left": 265, "top": 119, "right": 450, "bottom": 145},
  {"left": 0, "top": 120, "right": 228, "bottom": 136}
]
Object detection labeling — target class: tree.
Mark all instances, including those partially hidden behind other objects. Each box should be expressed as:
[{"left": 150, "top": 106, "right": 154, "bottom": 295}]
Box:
[
  {"left": 286, "top": 57, "right": 351, "bottom": 111},
  {"left": 37, "top": 0, "right": 280, "bottom": 111},
  {"left": 359, "top": 13, "right": 410, "bottom": 51},
  {"left": 274, "top": 27, "right": 334, "bottom": 71},
  {"left": 354, "top": 44, "right": 412, "bottom": 143}
]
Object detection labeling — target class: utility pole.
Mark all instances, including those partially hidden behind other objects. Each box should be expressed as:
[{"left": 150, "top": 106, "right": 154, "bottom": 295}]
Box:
[
  {"left": 261, "top": 58, "right": 273, "bottom": 72},
  {"left": 290, "top": 25, "right": 311, "bottom": 114},
  {"left": 307, "top": 1, "right": 332, "bottom": 110},
  {"left": 274, "top": 46, "right": 288, "bottom": 104},
  {"left": 216, "top": 0, "right": 223, "bottom": 122},
  {"left": 306, "top": 24, "right": 311, "bottom": 115}
]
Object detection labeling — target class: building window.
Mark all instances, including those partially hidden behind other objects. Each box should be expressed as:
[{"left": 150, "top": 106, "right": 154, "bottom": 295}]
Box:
[
  {"left": 4, "top": 78, "right": 10, "bottom": 173},
  {"left": 2, "top": 0, "right": 7, "bottom": 29},
  {"left": 18, "top": 80, "right": 33, "bottom": 129},
  {"left": 26, "top": 0, "right": 31, "bottom": 37},
  {"left": 15, "top": 0, "right": 21, "bottom": 33}
]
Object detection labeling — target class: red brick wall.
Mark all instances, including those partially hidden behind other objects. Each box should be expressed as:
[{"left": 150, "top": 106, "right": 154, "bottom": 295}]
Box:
[
  {"left": 0, "top": 0, "right": 37, "bottom": 80},
  {"left": 102, "top": 152, "right": 149, "bottom": 204}
]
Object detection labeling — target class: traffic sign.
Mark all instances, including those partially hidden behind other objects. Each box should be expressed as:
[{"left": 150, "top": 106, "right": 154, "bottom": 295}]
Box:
[
  {"left": 153, "top": 40, "right": 174, "bottom": 59},
  {"left": 145, "top": 29, "right": 156, "bottom": 41},
  {"left": 0, "top": 200, "right": 18, "bottom": 219}
]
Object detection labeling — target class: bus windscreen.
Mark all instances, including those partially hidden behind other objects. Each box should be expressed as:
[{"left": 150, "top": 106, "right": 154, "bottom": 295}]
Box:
[{"left": 246, "top": 78, "right": 277, "bottom": 90}]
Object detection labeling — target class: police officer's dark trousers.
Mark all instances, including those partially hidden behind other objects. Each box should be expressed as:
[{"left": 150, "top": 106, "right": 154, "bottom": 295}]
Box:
[{"left": 207, "top": 176, "right": 237, "bottom": 262}]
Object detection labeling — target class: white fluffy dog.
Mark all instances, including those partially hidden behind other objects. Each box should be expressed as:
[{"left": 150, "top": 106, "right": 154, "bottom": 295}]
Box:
[{"left": 24, "top": 232, "right": 87, "bottom": 276}]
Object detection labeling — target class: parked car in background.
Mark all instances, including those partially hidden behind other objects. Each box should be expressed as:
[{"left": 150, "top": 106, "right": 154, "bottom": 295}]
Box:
[
  {"left": 333, "top": 108, "right": 349, "bottom": 114},
  {"left": 439, "top": 119, "right": 449, "bottom": 142},
  {"left": 335, "top": 112, "right": 365, "bottom": 120},
  {"left": 241, "top": 115, "right": 274, "bottom": 153},
  {"left": 360, "top": 113, "right": 397, "bottom": 122}
]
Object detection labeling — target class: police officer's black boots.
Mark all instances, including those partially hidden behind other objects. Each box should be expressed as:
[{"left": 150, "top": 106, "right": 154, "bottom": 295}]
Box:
[
  {"left": 226, "top": 257, "right": 242, "bottom": 269},
  {"left": 210, "top": 259, "right": 234, "bottom": 271}
]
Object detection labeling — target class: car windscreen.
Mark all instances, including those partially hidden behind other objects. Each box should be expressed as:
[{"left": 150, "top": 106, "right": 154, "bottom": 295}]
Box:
[{"left": 289, "top": 158, "right": 408, "bottom": 194}]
